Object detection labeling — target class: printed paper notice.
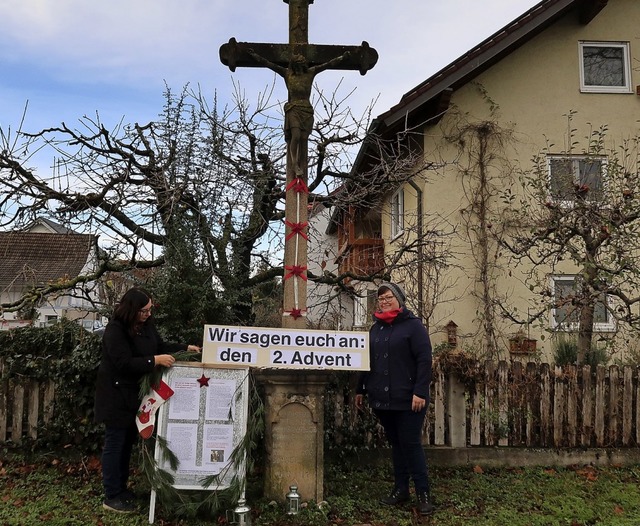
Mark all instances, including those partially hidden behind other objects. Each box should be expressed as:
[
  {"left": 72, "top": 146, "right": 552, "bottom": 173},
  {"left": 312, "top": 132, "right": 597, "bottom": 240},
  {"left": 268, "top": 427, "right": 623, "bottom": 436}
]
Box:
[
  {"left": 166, "top": 423, "right": 198, "bottom": 473},
  {"left": 168, "top": 379, "right": 201, "bottom": 421},
  {"left": 205, "top": 378, "right": 236, "bottom": 421},
  {"left": 202, "top": 423, "right": 234, "bottom": 473}
]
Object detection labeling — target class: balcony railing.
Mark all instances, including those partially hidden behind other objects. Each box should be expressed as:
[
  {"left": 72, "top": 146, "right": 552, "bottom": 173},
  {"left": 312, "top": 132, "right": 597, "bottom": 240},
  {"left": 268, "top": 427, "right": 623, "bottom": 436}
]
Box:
[{"left": 335, "top": 238, "right": 384, "bottom": 279}]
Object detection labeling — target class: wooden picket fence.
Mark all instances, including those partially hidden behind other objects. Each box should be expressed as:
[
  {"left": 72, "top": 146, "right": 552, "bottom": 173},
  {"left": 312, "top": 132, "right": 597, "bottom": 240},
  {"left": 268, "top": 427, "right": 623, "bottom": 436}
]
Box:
[
  {"left": 2, "top": 359, "right": 640, "bottom": 449},
  {"left": 327, "top": 360, "right": 640, "bottom": 449},
  {"left": 0, "top": 359, "right": 56, "bottom": 444},
  {"left": 423, "top": 361, "right": 640, "bottom": 448}
]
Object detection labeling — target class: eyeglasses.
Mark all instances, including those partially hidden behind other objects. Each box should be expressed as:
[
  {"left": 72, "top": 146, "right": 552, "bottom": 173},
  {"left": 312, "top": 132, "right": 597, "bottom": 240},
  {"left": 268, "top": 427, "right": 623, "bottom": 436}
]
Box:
[
  {"left": 377, "top": 294, "right": 396, "bottom": 304},
  {"left": 139, "top": 307, "right": 153, "bottom": 315}
]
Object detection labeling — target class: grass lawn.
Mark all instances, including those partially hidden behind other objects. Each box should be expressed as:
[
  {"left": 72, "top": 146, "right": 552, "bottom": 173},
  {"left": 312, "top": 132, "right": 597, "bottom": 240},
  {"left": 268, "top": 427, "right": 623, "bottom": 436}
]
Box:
[{"left": 1, "top": 451, "right": 640, "bottom": 525}]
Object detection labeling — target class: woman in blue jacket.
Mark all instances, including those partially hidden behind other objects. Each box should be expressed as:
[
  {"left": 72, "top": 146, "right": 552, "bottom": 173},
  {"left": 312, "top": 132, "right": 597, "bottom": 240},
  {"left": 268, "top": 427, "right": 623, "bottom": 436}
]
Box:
[{"left": 355, "top": 282, "right": 434, "bottom": 515}]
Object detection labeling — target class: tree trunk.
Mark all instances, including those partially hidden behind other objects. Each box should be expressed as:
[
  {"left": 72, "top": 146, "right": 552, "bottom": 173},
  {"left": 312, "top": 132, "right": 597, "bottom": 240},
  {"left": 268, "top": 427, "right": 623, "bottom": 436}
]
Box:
[{"left": 577, "top": 301, "right": 595, "bottom": 365}]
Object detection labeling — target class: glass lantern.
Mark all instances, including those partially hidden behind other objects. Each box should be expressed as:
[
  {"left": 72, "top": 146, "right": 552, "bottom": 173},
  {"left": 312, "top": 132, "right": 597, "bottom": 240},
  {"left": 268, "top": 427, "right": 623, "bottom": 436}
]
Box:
[
  {"left": 286, "top": 485, "right": 300, "bottom": 515},
  {"left": 229, "top": 498, "right": 251, "bottom": 526}
]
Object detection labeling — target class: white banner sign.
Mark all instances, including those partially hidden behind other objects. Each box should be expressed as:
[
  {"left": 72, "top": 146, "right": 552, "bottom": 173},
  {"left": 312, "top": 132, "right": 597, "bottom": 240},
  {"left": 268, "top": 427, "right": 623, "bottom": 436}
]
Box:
[{"left": 202, "top": 325, "right": 370, "bottom": 371}]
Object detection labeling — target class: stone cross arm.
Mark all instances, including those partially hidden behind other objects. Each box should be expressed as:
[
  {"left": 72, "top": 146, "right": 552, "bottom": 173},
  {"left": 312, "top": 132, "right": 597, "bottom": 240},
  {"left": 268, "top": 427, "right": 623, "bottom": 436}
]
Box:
[{"left": 220, "top": 38, "right": 378, "bottom": 76}]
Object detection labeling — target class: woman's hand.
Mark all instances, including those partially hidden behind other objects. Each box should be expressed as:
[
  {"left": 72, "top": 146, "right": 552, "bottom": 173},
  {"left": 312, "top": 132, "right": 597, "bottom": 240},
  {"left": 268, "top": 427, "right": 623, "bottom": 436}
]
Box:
[
  {"left": 187, "top": 345, "right": 202, "bottom": 353},
  {"left": 154, "top": 354, "right": 176, "bottom": 367},
  {"left": 411, "top": 395, "right": 426, "bottom": 412}
]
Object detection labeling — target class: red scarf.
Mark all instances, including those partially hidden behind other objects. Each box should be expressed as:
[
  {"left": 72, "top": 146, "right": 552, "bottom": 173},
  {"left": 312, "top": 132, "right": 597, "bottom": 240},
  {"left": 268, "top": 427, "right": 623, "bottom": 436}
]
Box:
[{"left": 374, "top": 308, "right": 403, "bottom": 324}]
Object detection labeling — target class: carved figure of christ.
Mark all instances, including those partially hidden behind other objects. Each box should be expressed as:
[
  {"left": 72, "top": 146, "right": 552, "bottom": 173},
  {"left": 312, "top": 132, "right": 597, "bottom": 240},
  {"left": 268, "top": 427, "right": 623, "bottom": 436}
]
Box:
[{"left": 220, "top": 0, "right": 377, "bottom": 327}]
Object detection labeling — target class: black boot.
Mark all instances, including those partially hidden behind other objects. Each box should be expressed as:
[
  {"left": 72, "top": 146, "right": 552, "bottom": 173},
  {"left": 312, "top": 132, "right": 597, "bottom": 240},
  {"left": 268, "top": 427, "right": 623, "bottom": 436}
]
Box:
[
  {"left": 417, "top": 492, "right": 434, "bottom": 515},
  {"left": 380, "top": 488, "right": 410, "bottom": 505}
]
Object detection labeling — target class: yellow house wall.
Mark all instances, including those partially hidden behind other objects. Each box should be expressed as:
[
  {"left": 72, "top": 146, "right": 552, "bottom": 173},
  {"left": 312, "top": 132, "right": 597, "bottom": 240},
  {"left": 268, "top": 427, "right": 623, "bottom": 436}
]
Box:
[
  {"left": 413, "top": 0, "right": 640, "bottom": 360},
  {"left": 383, "top": 182, "right": 422, "bottom": 302}
]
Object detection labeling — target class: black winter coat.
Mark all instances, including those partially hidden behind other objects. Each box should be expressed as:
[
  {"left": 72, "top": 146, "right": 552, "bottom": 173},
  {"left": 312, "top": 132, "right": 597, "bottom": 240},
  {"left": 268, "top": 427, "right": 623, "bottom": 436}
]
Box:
[
  {"left": 357, "top": 308, "right": 432, "bottom": 411},
  {"left": 94, "top": 319, "right": 185, "bottom": 428}
]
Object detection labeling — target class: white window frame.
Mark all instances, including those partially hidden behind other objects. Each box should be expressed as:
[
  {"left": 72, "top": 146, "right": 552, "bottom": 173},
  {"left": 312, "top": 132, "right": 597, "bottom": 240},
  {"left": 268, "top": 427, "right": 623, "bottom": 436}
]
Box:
[
  {"left": 547, "top": 155, "right": 607, "bottom": 204},
  {"left": 390, "top": 189, "right": 404, "bottom": 239},
  {"left": 353, "top": 289, "right": 375, "bottom": 328},
  {"left": 39, "top": 315, "right": 59, "bottom": 328},
  {"left": 579, "top": 41, "right": 632, "bottom": 93},
  {"left": 353, "top": 293, "right": 368, "bottom": 328},
  {"left": 550, "top": 276, "right": 615, "bottom": 332}
]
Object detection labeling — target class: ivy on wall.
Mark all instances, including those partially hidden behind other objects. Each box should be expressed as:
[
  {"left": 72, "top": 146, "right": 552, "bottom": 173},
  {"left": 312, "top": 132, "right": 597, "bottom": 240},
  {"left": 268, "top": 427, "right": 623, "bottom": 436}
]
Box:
[{"left": 0, "top": 319, "right": 103, "bottom": 450}]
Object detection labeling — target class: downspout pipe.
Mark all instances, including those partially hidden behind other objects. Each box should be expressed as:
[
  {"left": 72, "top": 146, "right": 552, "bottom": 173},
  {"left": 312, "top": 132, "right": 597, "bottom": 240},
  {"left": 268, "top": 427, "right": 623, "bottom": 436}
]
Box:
[{"left": 407, "top": 179, "right": 425, "bottom": 326}]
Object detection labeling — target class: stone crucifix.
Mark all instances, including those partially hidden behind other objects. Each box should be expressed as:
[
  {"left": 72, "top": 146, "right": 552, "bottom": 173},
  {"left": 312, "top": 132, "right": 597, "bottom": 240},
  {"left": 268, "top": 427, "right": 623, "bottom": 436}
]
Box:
[{"left": 220, "top": 0, "right": 377, "bottom": 329}]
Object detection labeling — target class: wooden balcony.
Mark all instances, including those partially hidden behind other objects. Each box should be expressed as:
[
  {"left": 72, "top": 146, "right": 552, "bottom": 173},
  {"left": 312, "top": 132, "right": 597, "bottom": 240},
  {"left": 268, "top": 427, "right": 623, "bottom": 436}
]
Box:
[{"left": 335, "top": 238, "right": 384, "bottom": 279}]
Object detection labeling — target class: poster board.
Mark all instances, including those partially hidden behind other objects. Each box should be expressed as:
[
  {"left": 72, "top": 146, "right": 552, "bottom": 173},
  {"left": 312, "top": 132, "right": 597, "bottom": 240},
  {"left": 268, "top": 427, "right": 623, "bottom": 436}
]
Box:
[
  {"left": 154, "top": 363, "right": 249, "bottom": 488},
  {"left": 149, "top": 363, "right": 249, "bottom": 523}
]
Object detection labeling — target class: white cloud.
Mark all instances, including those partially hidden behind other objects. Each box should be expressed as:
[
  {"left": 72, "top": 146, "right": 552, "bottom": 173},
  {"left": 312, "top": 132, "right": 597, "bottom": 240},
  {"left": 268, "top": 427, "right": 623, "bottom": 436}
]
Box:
[{"left": 0, "top": 0, "right": 541, "bottom": 130}]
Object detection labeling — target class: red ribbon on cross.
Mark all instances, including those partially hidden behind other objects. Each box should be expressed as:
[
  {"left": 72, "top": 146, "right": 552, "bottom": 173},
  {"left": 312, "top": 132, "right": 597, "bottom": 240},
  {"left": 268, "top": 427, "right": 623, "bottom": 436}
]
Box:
[
  {"left": 284, "top": 264, "right": 308, "bottom": 281},
  {"left": 285, "top": 220, "right": 309, "bottom": 241},
  {"left": 286, "top": 177, "right": 309, "bottom": 194}
]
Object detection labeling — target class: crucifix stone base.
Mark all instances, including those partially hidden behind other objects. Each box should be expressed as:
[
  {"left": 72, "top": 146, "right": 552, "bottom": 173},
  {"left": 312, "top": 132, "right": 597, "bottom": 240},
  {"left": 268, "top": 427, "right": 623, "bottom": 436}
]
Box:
[{"left": 254, "top": 369, "right": 330, "bottom": 502}]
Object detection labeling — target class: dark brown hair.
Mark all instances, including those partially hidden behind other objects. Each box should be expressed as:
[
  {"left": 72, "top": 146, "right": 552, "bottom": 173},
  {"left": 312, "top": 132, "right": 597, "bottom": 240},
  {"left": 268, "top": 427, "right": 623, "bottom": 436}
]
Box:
[{"left": 112, "top": 287, "right": 152, "bottom": 336}]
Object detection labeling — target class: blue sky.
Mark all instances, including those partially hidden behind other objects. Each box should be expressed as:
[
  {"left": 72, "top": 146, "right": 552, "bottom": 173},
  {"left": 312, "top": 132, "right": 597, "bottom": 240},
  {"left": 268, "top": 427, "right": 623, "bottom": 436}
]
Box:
[{"left": 0, "top": 0, "right": 540, "bottom": 140}]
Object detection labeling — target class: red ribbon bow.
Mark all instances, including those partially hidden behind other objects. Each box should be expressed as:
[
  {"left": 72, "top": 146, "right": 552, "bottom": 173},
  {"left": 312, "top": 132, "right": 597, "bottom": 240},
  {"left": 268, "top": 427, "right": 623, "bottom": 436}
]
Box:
[
  {"left": 286, "top": 178, "right": 309, "bottom": 194},
  {"left": 285, "top": 220, "right": 309, "bottom": 241},
  {"left": 284, "top": 264, "right": 308, "bottom": 281}
]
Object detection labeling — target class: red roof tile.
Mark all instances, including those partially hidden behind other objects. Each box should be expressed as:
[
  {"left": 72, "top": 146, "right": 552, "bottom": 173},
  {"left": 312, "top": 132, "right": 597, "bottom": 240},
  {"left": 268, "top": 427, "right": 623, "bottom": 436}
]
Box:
[{"left": 0, "top": 232, "right": 95, "bottom": 291}]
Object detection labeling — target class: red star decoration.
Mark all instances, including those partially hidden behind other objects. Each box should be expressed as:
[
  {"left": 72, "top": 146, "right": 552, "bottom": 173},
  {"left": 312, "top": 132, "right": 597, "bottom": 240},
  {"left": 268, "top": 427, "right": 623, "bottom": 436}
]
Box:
[
  {"left": 288, "top": 308, "right": 303, "bottom": 320},
  {"left": 197, "top": 374, "right": 210, "bottom": 387}
]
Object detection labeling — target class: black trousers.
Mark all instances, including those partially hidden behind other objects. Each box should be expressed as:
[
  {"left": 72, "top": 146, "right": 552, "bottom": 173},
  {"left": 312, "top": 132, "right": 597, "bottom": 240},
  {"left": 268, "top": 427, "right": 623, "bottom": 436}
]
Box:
[
  {"left": 101, "top": 423, "right": 138, "bottom": 500},
  {"left": 374, "top": 407, "right": 431, "bottom": 495}
]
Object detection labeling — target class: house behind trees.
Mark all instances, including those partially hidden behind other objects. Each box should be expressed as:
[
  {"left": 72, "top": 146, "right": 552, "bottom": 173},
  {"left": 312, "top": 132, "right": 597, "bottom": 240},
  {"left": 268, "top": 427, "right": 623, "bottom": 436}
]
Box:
[
  {"left": 309, "top": 0, "right": 640, "bottom": 363},
  {"left": 0, "top": 218, "right": 101, "bottom": 330}
]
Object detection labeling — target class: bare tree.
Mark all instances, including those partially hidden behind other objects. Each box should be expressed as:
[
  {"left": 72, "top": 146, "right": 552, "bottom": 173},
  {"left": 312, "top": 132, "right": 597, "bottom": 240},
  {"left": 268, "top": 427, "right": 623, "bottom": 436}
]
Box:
[
  {"left": 306, "top": 126, "right": 455, "bottom": 330},
  {"left": 499, "top": 115, "right": 640, "bottom": 363},
  {"left": 0, "top": 83, "right": 448, "bottom": 324},
  {"left": 441, "top": 115, "right": 519, "bottom": 358}
]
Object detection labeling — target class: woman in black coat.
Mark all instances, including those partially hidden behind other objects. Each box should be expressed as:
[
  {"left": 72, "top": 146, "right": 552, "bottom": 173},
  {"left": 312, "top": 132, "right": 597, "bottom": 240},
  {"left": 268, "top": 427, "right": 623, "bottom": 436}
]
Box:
[
  {"left": 355, "top": 282, "right": 434, "bottom": 516},
  {"left": 94, "top": 287, "right": 200, "bottom": 513}
]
